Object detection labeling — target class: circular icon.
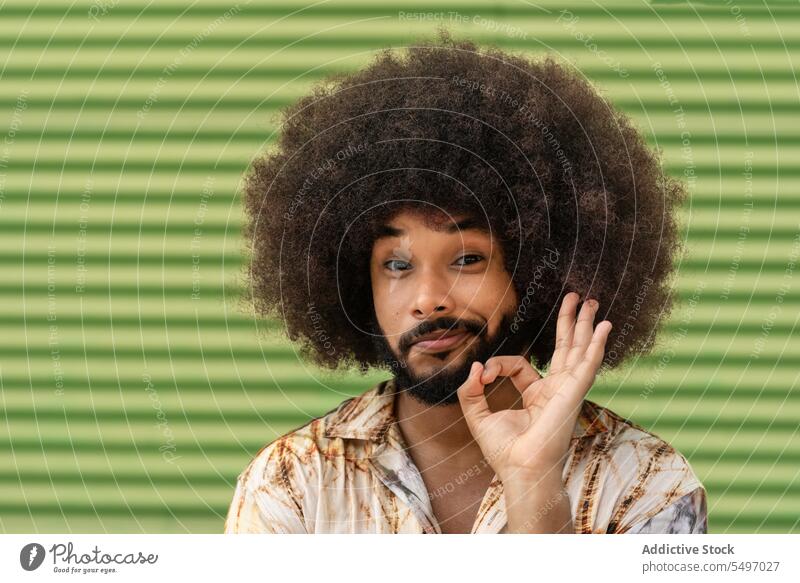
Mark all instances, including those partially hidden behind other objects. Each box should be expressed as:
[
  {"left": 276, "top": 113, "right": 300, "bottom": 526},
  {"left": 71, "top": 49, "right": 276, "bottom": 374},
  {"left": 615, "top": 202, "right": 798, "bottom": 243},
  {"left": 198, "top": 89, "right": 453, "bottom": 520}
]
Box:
[{"left": 20, "top": 543, "right": 46, "bottom": 571}]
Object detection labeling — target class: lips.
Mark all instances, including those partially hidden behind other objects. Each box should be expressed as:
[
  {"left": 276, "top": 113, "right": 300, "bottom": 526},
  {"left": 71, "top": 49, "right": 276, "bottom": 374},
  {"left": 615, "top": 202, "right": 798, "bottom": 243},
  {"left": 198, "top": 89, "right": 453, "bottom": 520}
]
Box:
[{"left": 411, "top": 330, "right": 471, "bottom": 352}]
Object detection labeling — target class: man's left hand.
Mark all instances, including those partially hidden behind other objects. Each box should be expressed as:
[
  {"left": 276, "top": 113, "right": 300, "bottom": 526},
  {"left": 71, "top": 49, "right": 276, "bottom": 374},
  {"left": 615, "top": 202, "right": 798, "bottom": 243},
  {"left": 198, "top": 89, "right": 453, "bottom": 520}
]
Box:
[{"left": 457, "top": 292, "right": 612, "bottom": 489}]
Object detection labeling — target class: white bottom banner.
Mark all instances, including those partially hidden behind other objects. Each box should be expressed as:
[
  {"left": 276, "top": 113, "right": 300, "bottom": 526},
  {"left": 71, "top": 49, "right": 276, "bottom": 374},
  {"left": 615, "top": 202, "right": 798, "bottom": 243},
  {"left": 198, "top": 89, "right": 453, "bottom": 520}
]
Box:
[{"left": 1, "top": 534, "right": 797, "bottom": 582}]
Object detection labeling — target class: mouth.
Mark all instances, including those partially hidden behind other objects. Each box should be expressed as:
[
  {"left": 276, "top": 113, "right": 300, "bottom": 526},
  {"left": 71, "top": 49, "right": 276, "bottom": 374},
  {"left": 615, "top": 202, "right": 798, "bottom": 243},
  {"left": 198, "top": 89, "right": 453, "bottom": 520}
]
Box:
[{"left": 411, "top": 331, "right": 471, "bottom": 353}]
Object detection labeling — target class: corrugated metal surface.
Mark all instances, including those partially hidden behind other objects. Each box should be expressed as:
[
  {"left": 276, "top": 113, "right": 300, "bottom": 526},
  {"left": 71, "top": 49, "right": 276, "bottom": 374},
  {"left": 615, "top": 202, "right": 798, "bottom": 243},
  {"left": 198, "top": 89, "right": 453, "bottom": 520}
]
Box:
[{"left": 0, "top": 0, "right": 798, "bottom": 533}]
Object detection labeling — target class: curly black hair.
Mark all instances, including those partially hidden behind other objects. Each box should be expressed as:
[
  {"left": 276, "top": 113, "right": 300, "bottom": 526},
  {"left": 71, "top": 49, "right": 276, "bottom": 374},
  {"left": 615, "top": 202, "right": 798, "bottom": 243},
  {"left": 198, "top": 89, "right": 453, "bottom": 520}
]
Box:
[{"left": 241, "top": 29, "right": 686, "bottom": 374}]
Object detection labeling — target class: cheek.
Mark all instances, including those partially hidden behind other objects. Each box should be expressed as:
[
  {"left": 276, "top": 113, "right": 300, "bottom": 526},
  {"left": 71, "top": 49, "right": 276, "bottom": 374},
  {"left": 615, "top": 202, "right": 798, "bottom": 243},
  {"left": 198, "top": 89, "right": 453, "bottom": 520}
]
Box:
[
  {"left": 501, "top": 277, "right": 519, "bottom": 310},
  {"left": 475, "top": 275, "right": 518, "bottom": 331},
  {"left": 370, "top": 275, "right": 401, "bottom": 334},
  {"left": 469, "top": 269, "right": 517, "bottom": 310},
  {"left": 370, "top": 264, "right": 387, "bottom": 307},
  {"left": 490, "top": 258, "right": 517, "bottom": 304}
]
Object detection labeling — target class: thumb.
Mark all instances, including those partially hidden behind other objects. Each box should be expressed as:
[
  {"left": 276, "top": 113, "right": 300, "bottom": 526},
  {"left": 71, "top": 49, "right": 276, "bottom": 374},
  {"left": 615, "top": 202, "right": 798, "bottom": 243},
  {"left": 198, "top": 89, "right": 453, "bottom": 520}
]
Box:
[{"left": 457, "top": 362, "right": 490, "bottom": 435}]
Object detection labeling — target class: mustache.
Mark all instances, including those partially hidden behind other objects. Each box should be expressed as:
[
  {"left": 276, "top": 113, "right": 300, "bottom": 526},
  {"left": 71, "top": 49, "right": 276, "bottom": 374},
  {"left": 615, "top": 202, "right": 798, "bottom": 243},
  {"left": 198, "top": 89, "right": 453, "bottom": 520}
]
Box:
[{"left": 399, "top": 317, "right": 487, "bottom": 353}]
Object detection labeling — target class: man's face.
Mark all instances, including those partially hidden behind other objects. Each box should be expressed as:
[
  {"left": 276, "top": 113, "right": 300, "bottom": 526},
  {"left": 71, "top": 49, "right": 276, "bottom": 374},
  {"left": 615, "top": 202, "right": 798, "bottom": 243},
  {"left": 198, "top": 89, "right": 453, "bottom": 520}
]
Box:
[{"left": 369, "top": 209, "right": 524, "bottom": 405}]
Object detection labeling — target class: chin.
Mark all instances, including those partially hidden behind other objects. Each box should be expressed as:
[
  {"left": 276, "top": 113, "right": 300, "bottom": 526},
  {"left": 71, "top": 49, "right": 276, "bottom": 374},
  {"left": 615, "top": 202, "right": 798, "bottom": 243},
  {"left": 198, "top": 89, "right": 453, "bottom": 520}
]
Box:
[
  {"left": 408, "top": 351, "right": 469, "bottom": 373},
  {"left": 395, "top": 354, "right": 475, "bottom": 406},
  {"left": 370, "top": 313, "right": 522, "bottom": 406}
]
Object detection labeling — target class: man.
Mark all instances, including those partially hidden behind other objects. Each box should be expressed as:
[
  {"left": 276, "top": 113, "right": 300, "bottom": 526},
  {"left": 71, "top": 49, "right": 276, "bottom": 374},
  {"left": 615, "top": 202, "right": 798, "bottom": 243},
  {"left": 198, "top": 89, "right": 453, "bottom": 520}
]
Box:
[{"left": 225, "top": 31, "right": 706, "bottom": 534}]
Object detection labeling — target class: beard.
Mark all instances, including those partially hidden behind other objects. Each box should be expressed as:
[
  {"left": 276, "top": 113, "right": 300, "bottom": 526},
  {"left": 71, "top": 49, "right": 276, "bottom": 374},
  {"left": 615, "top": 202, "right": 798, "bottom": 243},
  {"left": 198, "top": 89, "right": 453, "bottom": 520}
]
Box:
[{"left": 369, "top": 311, "right": 532, "bottom": 406}]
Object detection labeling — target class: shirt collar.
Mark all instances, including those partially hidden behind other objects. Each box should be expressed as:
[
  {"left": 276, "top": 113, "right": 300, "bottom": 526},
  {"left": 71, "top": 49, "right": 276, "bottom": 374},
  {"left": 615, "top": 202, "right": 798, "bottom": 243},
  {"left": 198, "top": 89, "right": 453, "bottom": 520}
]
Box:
[{"left": 324, "top": 377, "right": 610, "bottom": 442}]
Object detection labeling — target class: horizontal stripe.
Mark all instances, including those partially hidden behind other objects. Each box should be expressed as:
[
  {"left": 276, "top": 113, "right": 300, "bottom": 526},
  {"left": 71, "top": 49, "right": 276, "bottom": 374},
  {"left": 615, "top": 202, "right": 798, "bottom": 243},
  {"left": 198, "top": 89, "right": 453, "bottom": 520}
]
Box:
[
  {"left": 5, "top": 224, "right": 800, "bottom": 239},
  {"left": 0, "top": 4, "right": 798, "bottom": 18},
  {"left": 5, "top": 37, "right": 800, "bottom": 50},
  {"left": 3, "top": 97, "right": 800, "bottom": 112},
  {"left": 1, "top": 132, "right": 796, "bottom": 147},
  {"left": 3, "top": 68, "right": 799, "bottom": 82}
]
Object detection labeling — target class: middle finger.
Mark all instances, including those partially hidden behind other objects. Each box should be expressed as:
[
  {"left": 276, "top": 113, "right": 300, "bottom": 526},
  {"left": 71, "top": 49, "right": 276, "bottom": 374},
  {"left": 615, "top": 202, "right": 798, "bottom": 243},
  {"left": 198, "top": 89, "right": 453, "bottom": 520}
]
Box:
[{"left": 566, "top": 298, "right": 599, "bottom": 367}]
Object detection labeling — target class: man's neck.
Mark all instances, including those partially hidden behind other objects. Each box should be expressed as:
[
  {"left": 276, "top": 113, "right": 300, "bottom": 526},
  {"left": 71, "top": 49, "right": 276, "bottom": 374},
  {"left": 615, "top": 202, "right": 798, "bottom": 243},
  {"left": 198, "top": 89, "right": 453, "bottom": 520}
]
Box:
[{"left": 394, "top": 376, "right": 524, "bottom": 454}]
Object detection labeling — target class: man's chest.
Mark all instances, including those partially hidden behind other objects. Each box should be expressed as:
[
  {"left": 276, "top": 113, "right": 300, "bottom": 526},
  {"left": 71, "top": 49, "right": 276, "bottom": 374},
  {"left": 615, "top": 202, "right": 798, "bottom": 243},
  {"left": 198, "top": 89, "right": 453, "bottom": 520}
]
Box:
[{"left": 414, "top": 459, "right": 498, "bottom": 534}]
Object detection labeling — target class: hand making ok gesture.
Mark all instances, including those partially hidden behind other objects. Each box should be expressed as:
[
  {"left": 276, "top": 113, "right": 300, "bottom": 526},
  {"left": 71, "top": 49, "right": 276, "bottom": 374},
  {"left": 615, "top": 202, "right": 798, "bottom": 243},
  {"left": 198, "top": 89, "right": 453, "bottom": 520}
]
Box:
[{"left": 456, "top": 292, "right": 612, "bottom": 485}]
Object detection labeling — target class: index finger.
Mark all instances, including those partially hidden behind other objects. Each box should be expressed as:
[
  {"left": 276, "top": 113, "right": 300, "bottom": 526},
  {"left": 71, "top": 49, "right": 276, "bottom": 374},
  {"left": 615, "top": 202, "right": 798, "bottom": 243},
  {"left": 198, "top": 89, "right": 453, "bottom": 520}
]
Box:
[
  {"left": 457, "top": 362, "right": 491, "bottom": 436},
  {"left": 480, "top": 355, "right": 542, "bottom": 395},
  {"left": 550, "top": 292, "right": 580, "bottom": 373}
]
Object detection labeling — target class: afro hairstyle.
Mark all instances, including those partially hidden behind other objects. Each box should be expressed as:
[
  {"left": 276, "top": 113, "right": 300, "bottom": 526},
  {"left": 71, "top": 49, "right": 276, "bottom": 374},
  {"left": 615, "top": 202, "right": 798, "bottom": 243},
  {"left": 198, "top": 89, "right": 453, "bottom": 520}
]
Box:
[{"left": 241, "top": 29, "right": 687, "bottom": 374}]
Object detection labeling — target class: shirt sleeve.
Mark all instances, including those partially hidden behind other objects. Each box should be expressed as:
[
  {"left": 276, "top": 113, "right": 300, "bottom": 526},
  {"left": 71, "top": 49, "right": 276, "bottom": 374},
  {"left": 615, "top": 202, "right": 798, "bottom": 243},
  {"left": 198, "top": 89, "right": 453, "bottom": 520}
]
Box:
[
  {"left": 623, "top": 486, "right": 708, "bottom": 534},
  {"left": 601, "top": 428, "right": 707, "bottom": 534},
  {"left": 223, "top": 441, "right": 310, "bottom": 534},
  {"left": 223, "top": 474, "right": 308, "bottom": 534}
]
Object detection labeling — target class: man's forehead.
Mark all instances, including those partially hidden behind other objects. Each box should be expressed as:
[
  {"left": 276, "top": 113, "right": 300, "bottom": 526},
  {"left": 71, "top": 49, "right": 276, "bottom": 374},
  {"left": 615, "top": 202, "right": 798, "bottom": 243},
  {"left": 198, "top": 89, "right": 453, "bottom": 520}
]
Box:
[{"left": 375, "top": 211, "right": 491, "bottom": 241}]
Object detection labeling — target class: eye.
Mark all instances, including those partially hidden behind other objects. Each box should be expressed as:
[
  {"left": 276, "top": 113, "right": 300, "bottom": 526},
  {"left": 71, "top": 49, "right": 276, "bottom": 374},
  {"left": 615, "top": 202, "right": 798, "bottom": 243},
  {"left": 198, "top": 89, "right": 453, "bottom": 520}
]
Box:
[
  {"left": 454, "top": 254, "right": 484, "bottom": 266},
  {"left": 384, "top": 259, "right": 412, "bottom": 271}
]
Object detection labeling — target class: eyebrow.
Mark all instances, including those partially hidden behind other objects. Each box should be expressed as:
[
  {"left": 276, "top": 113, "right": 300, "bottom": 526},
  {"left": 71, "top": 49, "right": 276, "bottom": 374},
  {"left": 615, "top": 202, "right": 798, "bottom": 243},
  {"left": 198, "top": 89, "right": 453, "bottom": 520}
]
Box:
[{"left": 374, "top": 217, "right": 490, "bottom": 240}]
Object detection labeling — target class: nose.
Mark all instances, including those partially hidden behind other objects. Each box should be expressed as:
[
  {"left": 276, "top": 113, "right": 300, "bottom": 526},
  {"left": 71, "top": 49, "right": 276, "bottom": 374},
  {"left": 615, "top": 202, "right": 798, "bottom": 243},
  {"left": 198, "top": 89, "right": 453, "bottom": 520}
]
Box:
[{"left": 411, "top": 267, "right": 456, "bottom": 319}]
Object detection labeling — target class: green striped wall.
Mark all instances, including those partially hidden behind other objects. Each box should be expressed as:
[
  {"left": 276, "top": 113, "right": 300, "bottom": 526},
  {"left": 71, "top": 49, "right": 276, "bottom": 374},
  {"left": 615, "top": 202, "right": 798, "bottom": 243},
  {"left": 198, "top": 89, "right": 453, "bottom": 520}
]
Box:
[{"left": 1, "top": 0, "right": 798, "bottom": 533}]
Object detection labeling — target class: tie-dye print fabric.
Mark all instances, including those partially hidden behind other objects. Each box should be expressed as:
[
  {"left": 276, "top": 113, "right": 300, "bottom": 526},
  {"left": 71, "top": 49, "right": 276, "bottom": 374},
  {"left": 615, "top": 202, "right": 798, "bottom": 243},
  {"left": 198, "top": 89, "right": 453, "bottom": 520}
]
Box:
[{"left": 225, "top": 378, "right": 707, "bottom": 534}]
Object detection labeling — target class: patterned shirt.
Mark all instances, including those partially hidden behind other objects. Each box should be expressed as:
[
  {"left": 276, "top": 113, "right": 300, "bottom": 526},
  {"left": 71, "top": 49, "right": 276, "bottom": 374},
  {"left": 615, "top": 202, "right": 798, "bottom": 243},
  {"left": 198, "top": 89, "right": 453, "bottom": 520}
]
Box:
[{"left": 224, "top": 378, "right": 707, "bottom": 534}]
